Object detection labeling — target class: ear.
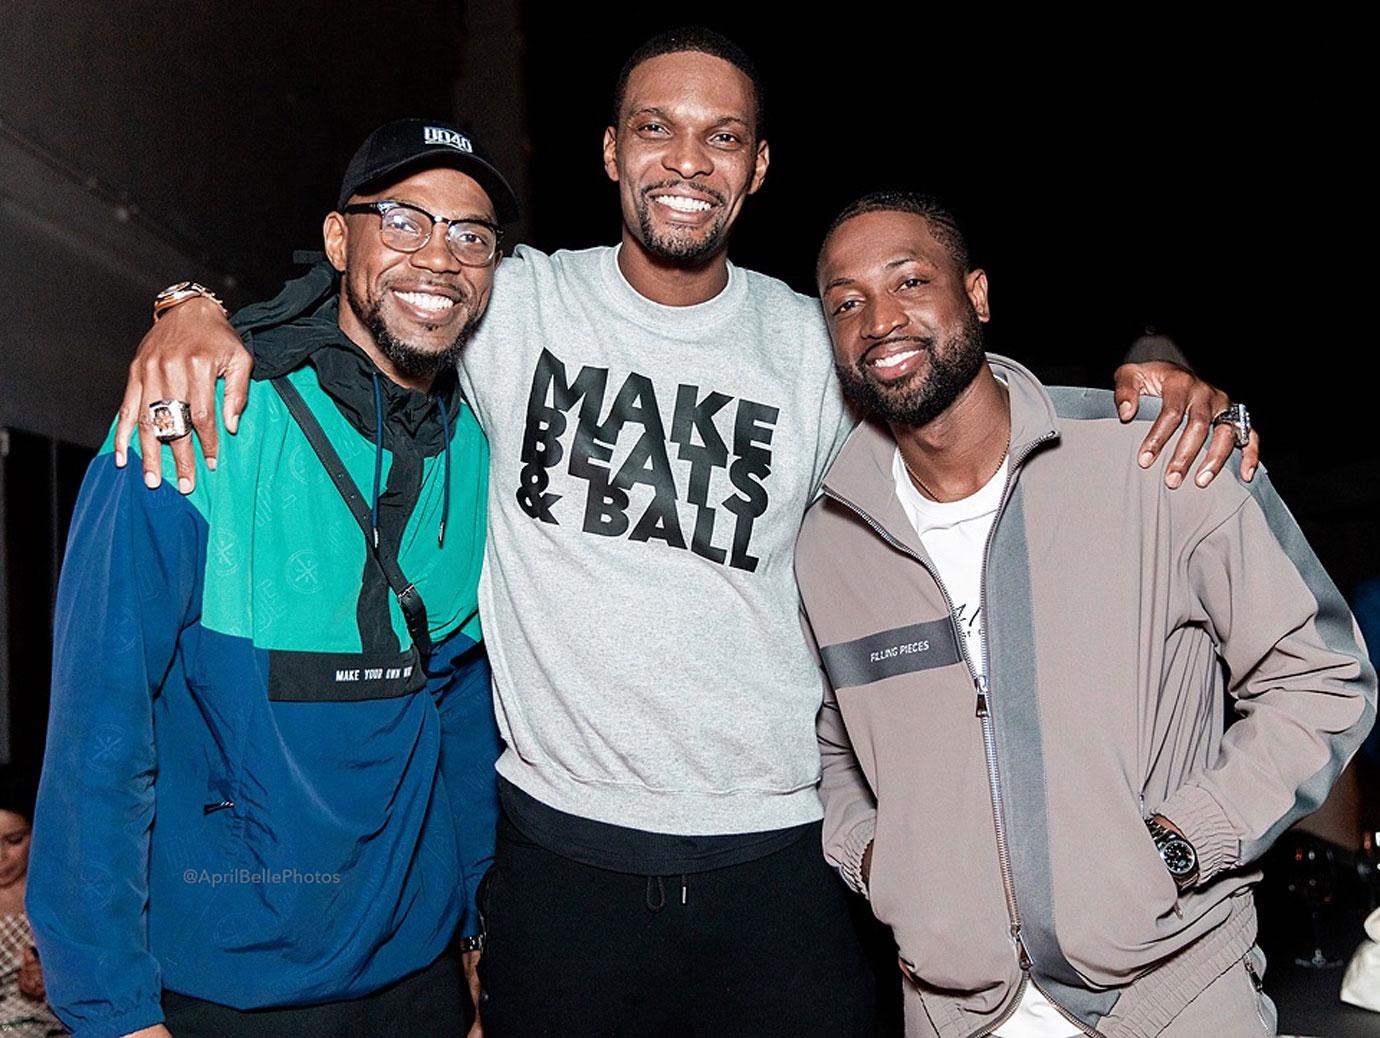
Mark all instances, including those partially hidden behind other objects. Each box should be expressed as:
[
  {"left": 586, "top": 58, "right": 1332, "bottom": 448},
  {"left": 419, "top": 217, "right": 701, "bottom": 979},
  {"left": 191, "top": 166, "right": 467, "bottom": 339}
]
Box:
[
  {"left": 323, "top": 212, "right": 348, "bottom": 273},
  {"left": 748, "top": 137, "right": 770, "bottom": 195},
  {"left": 966, "top": 268, "right": 991, "bottom": 322},
  {"left": 602, "top": 126, "right": 619, "bottom": 183}
]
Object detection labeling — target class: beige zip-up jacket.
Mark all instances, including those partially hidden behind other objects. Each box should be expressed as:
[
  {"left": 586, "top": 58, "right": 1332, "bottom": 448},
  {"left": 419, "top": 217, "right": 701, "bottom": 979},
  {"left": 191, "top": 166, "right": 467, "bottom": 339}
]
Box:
[{"left": 796, "top": 356, "right": 1375, "bottom": 1037}]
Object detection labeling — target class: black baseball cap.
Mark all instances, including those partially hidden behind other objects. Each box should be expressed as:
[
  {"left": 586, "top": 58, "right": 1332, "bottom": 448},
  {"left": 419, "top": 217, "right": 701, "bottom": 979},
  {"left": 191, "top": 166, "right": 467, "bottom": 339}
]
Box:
[{"left": 336, "top": 118, "right": 520, "bottom": 223}]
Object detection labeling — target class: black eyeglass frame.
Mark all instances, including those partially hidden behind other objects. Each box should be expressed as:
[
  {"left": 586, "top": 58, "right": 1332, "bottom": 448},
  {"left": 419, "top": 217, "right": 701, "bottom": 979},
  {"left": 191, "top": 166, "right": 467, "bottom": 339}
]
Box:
[{"left": 340, "top": 200, "right": 504, "bottom": 266}]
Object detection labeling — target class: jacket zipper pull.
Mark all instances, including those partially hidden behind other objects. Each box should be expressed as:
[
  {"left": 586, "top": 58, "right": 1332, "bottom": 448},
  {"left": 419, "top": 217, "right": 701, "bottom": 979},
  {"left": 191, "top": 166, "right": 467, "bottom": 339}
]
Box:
[
  {"left": 1014, "top": 927, "right": 1032, "bottom": 971},
  {"left": 1243, "top": 955, "right": 1264, "bottom": 992},
  {"left": 975, "top": 676, "right": 990, "bottom": 718}
]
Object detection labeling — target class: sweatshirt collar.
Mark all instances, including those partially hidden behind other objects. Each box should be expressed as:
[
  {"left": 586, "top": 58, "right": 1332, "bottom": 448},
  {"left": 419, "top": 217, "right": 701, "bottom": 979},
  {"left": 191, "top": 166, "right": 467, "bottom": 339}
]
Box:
[
  {"left": 599, "top": 243, "right": 749, "bottom": 335},
  {"left": 821, "top": 353, "right": 1061, "bottom": 525}
]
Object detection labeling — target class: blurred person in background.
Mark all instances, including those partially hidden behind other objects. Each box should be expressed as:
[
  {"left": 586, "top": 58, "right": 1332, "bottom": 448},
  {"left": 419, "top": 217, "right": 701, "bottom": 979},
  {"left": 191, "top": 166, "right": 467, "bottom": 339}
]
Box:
[{"left": 0, "top": 768, "right": 65, "bottom": 1037}]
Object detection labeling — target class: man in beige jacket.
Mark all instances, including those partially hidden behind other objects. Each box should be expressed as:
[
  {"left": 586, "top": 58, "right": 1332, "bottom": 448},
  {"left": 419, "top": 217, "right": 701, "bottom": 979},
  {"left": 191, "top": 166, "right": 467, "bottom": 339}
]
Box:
[{"left": 798, "top": 191, "right": 1375, "bottom": 1037}]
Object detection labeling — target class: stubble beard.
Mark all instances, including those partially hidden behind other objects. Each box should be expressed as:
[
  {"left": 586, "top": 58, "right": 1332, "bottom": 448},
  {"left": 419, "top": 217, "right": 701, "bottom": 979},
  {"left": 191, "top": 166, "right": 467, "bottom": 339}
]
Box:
[
  {"left": 345, "top": 278, "right": 479, "bottom": 381},
  {"left": 835, "top": 305, "right": 988, "bottom": 429},
  {"left": 634, "top": 183, "right": 730, "bottom": 266}
]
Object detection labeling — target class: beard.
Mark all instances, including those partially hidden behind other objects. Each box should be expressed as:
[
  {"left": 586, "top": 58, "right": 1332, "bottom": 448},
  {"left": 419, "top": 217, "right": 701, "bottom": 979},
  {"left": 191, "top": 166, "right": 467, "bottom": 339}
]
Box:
[
  {"left": 345, "top": 277, "right": 479, "bottom": 381},
  {"left": 835, "top": 304, "right": 988, "bottom": 428},
  {"left": 633, "top": 181, "right": 730, "bottom": 266}
]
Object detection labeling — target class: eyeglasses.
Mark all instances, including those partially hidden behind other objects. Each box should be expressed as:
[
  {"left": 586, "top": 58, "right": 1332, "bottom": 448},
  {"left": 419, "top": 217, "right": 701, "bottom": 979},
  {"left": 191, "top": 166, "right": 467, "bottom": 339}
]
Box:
[{"left": 340, "top": 200, "right": 503, "bottom": 267}]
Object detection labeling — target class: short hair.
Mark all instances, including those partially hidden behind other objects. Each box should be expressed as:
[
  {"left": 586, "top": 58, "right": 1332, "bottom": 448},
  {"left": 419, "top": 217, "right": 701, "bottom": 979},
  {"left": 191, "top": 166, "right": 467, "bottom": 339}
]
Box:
[
  {"left": 0, "top": 765, "right": 36, "bottom": 824},
  {"left": 821, "top": 191, "right": 970, "bottom": 275},
  {"left": 611, "top": 27, "right": 766, "bottom": 139}
]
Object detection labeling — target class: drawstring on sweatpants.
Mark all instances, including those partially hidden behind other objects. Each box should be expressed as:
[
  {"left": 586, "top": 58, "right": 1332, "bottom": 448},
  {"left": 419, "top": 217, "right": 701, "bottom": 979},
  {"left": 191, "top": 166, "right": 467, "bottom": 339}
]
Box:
[{"left": 644, "top": 874, "right": 689, "bottom": 912}]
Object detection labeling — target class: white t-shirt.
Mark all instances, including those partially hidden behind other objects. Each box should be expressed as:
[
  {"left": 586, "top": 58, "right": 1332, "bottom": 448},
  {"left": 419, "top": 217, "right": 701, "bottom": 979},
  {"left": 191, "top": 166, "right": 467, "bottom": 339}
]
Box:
[{"left": 892, "top": 448, "right": 1078, "bottom": 1038}]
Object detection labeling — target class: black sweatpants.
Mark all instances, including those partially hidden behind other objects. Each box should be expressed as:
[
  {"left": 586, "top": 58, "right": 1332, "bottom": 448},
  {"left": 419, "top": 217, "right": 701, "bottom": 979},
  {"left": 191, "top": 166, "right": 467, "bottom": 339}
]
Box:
[
  {"left": 478, "top": 814, "right": 878, "bottom": 1037},
  {"left": 161, "top": 950, "right": 465, "bottom": 1037}
]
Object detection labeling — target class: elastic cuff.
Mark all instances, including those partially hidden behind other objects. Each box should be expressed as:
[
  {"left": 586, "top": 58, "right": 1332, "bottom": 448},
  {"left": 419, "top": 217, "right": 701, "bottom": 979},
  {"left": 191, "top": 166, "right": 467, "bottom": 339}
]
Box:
[
  {"left": 1157, "top": 784, "right": 1240, "bottom": 882},
  {"left": 73, "top": 1001, "right": 165, "bottom": 1038},
  {"left": 835, "top": 818, "right": 877, "bottom": 898}
]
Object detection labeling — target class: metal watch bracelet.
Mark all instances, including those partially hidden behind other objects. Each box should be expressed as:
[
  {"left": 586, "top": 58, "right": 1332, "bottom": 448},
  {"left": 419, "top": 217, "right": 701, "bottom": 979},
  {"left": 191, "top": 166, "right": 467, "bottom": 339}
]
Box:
[{"left": 153, "top": 281, "right": 228, "bottom": 322}]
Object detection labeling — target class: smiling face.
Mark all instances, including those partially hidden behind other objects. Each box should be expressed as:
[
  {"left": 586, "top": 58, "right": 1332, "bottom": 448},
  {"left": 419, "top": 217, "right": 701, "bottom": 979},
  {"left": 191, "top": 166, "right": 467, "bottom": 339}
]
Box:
[
  {"left": 324, "top": 166, "right": 499, "bottom": 386},
  {"left": 603, "top": 50, "right": 769, "bottom": 268},
  {"left": 819, "top": 210, "right": 991, "bottom": 428}
]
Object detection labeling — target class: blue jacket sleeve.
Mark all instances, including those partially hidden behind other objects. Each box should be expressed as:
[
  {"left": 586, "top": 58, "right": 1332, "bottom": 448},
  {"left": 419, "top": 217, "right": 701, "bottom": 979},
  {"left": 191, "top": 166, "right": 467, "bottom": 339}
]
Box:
[
  {"left": 26, "top": 455, "right": 206, "bottom": 1038},
  {"left": 433, "top": 642, "right": 501, "bottom": 939}
]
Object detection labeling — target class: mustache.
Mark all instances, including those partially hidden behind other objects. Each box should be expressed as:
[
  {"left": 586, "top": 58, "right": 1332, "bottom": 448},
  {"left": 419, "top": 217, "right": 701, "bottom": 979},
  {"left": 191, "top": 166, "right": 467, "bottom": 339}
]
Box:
[
  {"left": 860, "top": 336, "right": 933, "bottom": 367},
  {"left": 640, "top": 179, "right": 728, "bottom": 207},
  {"left": 384, "top": 276, "right": 472, "bottom": 304}
]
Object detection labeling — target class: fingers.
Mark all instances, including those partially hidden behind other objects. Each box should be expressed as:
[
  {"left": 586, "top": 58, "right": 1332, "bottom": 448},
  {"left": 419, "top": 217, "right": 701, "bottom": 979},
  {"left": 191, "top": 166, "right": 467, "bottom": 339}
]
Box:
[
  {"left": 1163, "top": 409, "right": 1212, "bottom": 489},
  {"left": 158, "top": 352, "right": 198, "bottom": 494},
  {"left": 137, "top": 354, "right": 194, "bottom": 492},
  {"left": 223, "top": 346, "right": 253, "bottom": 435},
  {"left": 136, "top": 407, "right": 165, "bottom": 489},
  {"left": 1112, "top": 364, "right": 1143, "bottom": 422},
  {"left": 1136, "top": 399, "right": 1185, "bottom": 470},
  {"left": 124, "top": 298, "right": 243, "bottom": 491},
  {"left": 1191, "top": 422, "right": 1238, "bottom": 487},
  {"left": 1175, "top": 377, "right": 1223, "bottom": 488},
  {"left": 114, "top": 364, "right": 144, "bottom": 468},
  {"left": 170, "top": 437, "right": 199, "bottom": 493},
  {"left": 187, "top": 354, "right": 219, "bottom": 472},
  {"left": 1241, "top": 428, "right": 1261, "bottom": 482}
]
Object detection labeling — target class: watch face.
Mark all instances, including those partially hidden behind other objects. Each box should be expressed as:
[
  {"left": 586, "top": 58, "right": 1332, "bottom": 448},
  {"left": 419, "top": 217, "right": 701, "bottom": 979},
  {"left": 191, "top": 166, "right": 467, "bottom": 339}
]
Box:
[{"left": 1161, "top": 838, "right": 1197, "bottom": 876}]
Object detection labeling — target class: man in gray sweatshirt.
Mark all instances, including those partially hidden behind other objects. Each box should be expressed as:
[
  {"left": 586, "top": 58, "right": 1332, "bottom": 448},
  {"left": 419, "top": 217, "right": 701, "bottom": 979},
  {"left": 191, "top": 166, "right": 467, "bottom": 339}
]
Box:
[{"left": 109, "top": 27, "right": 1254, "bottom": 1038}]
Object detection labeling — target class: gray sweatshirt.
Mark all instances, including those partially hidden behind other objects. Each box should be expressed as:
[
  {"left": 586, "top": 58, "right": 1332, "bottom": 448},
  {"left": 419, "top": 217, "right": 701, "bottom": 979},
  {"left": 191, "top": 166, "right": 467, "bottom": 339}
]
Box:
[{"left": 460, "top": 244, "right": 853, "bottom": 835}]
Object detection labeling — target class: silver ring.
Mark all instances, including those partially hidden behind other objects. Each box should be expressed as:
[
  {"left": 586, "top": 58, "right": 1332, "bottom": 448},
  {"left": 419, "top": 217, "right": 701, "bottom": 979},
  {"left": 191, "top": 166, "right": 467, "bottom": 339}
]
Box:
[
  {"left": 1211, "top": 403, "right": 1251, "bottom": 449},
  {"left": 149, "top": 399, "right": 193, "bottom": 442}
]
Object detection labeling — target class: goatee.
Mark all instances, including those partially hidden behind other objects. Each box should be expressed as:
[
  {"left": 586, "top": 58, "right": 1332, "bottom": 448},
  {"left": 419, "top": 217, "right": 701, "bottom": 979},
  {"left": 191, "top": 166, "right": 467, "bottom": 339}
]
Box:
[
  {"left": 345, "top": 279, "right": 478, "bottom": 380},
  {"left": 634, "top": 182, "right": 729, "bottom": 266},
  {"left": 835, "top": 305, "right": 987, "bottom": 428}
]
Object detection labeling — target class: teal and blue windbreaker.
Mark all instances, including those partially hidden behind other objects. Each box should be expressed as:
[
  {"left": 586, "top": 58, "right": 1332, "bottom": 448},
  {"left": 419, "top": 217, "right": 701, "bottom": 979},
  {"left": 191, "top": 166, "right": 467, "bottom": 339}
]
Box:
[{"left": 28, "top": 288, "right": 498, "bottom": 1038}]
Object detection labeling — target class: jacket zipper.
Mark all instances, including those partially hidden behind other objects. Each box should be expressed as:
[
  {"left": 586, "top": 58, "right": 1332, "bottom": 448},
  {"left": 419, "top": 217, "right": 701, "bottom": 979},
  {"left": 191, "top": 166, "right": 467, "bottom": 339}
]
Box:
[
  {"left": 1242, "top": 954, "right": 1272, "bottom": 1033},
  {"left": 826, "top": 431, "right": 1104, "bottom": 1038}
]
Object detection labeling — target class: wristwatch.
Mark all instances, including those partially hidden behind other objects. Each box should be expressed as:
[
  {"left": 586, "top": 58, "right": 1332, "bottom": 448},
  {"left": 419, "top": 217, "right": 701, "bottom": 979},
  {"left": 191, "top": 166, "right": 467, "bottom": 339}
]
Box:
[
  {"left": 1146, "top": 816, "right": 1199, "bottom": 890},
  {"left": 458, "top": 932, "right": 485, "bottom": 953},
  {"left": 153, "top": 281, "right": 228, "bottom": 322}
]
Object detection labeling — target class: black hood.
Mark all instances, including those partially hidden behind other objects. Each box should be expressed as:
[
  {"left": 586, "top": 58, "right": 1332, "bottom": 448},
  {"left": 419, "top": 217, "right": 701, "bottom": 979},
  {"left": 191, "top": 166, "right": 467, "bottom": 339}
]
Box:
[{"left": 237, "top": 259, "right": 459, "bottom": 456}]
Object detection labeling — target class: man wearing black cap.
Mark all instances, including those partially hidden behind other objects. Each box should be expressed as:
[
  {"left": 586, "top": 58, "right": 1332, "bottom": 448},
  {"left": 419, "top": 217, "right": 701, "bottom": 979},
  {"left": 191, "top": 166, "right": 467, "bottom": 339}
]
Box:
[{"left": 27, "top": 119, "right": 517, "bottom": 1038}]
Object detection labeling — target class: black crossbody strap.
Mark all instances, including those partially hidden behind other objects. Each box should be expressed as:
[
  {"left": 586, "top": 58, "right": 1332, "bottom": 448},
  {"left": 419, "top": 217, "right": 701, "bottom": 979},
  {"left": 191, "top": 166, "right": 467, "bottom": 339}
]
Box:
[{"left": 271, "top": 377, "right": 433, "bottom": 660}]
